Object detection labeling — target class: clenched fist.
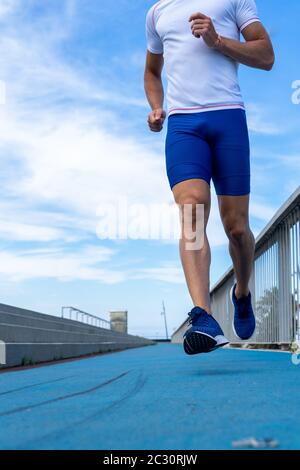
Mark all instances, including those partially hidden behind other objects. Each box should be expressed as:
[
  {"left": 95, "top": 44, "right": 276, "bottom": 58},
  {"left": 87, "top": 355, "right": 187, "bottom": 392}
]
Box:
[
  {"left": 189, "top": 12, "right": 219, "bottom": 48},
  {"left": 147, "top": 108, "right": 166, "bottom": 133}
]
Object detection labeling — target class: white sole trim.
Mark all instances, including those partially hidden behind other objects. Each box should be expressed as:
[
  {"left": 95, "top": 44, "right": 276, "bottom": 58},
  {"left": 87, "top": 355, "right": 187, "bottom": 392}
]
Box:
[
  {"left": 185, "top": 330, "right": 229, "bottom": 346},
  {"left": 214, "top": 335, "right": 230, "bottom": 346}
]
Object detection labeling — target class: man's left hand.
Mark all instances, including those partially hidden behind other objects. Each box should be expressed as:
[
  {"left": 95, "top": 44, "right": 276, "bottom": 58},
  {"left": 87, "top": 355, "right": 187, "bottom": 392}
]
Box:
[{"left": 189, "top": 12, "right": 218, "bottom": 48}]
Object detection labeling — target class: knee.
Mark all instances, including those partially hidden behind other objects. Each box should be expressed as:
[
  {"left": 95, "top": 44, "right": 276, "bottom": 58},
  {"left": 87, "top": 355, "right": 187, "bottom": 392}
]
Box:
[
  {"left": 224, "top": 218, "right": 248, "bottom": 242},
  {"left": 175, "top": 190, "right": 209, "bottom": 225},
  {"left": 174, "top": 189, "right": 207, "bottom": 207},
  {"left": 175, "top": 191, "right": 203, "bottom": 206}
]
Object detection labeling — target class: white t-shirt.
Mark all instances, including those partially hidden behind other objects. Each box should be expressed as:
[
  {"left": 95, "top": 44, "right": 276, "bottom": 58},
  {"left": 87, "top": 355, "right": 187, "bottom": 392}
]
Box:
[{"left": 146, "top": 0, "right": 261, "bottom": 115}]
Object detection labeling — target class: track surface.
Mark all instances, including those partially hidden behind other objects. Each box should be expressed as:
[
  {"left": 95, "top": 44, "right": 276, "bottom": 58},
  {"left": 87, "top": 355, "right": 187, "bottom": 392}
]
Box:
[{"left": 0, "top": 344, "right": 299, "bottom": 450}]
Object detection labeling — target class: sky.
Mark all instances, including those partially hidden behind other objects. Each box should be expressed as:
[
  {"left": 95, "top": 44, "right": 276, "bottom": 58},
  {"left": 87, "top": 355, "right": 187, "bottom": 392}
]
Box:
[{"left": 0, "top": 0, "right": 299, "bottom": 338}]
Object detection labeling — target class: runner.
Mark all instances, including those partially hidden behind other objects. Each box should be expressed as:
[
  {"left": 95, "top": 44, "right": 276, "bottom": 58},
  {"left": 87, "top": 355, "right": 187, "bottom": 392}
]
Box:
[{"left": 144, "top": 0, "right": 274, "bottom": 354}]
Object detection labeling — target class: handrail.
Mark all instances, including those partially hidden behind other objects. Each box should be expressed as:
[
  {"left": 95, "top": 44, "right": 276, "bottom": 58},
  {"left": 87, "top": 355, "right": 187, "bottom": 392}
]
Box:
[
  {"left": 61, "top": 306, "right": 111, "bottom": 329},
  {"left": 210, "top": 186, "right": 300, "bottom": 295}
]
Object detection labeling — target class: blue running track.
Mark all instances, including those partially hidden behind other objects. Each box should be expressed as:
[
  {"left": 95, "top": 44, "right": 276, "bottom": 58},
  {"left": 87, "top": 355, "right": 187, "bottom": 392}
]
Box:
[{"left": 0, "top": 344, "right": 299, "bottom": 450}]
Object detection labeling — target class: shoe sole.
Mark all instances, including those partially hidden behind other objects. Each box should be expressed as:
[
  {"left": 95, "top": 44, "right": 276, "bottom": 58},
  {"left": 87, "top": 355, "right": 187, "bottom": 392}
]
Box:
[
  {"left": 230, "top": 285, "right": 256, "bottom": 341},
  {"left": 183, "top": 331, "right": 229, "bottom": 355}
]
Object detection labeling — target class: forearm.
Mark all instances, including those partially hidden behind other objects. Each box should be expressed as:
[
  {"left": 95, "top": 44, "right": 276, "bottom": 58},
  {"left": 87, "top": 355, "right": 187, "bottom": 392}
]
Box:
[
  {"left": 144, "top": 71, "right": 164, "bottom": 110},
  {"left": 216, "top": 36, "right": 274, "bottom": 71},
  {"left": 189, "top": 14, "right": 275, "bottom": 71}
]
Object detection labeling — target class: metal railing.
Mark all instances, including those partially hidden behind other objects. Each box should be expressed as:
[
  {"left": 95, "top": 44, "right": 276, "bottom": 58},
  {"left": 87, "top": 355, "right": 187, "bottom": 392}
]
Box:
[
  {"left": 210, "top": 186, "right": 300, "bottom": 344},
  {"left": 61, "top": 306, "right": 111, "bottom": 330},
  {"left": 171, "top": 186, "right": 300, "bottom": 345}
]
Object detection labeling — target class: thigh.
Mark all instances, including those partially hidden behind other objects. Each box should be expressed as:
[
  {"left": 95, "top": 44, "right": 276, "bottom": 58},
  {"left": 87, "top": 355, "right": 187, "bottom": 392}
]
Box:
[
  {"left": 210, "top": 110, "right": 250, "bottom": 196},
  {"left": 166, "top": 114, "right": 212, "bottom": 191}
]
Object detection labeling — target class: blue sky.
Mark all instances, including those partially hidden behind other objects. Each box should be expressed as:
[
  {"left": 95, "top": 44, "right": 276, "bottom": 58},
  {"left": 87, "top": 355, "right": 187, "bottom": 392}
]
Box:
[{"left": 0, "top": 0, "right": 299, "bottom": 338}]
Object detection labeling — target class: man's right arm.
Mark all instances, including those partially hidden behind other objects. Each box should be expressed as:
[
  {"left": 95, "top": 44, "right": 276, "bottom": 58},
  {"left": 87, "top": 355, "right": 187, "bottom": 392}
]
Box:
[{"left": 144, "top": 51, "right": 166, "bottom": 132}]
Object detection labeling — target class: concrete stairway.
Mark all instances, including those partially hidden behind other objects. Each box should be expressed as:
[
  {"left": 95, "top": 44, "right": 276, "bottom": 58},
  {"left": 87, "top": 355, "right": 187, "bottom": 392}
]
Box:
[{"left": 0, "top": 303, "right": 154, "bottom": 368}]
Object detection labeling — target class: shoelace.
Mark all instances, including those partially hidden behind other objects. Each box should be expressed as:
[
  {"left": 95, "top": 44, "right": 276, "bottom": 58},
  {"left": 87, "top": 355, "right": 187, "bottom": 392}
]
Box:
[
  {"left": 188, "top": 309, "right": 210, "bottom": 326},
  {"left": 188, "top": 315, "right": 196, "bottom": 325}
]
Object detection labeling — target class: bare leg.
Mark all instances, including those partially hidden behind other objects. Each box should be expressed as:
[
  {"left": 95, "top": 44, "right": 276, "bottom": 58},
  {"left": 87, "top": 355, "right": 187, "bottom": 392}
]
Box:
[
  {"left": 173, "top": 179, "right": 212, "bottom": 313},
  {"left": 218, "top": 195, "right": 255, "bottom": 299}
]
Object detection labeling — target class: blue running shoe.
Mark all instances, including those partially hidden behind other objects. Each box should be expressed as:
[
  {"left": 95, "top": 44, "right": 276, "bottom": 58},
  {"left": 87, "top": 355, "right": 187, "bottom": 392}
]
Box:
[
  {"left": 183, "top": 307, "right": 229, "bottom": 355},
  {"left": 230, "top": 283, "right": 256, "bottom": 340}
]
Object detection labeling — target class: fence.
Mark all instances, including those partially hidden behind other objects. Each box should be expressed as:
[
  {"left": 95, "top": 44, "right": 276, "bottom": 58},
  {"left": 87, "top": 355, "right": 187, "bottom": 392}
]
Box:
[
  {"left": 172, "top": 186, "right": 300, "bottom": 345},
  {"left": 61, "top": 306, "right": 111, "bottom": 329}
]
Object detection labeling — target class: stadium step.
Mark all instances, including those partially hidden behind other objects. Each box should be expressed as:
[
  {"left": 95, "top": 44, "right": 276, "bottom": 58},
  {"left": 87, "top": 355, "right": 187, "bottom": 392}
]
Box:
[{"left": 0, "top": 303, "right": 154, "bottom": 368}]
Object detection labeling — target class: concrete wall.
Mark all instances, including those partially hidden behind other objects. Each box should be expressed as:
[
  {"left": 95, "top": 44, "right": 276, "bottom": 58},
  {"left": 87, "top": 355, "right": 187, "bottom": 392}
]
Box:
[
  {"left": 0, "top": 303, "right": 154, "bottom": 368},
  {"left": 171, "top": 319, "right": 189, "bottom": 344}
]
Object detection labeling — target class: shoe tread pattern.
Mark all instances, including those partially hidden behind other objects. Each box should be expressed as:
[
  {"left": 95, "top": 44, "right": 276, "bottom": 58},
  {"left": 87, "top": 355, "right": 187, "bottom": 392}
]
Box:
[{"left": 183, "top": 332, "right": 217, "bottom": 355}]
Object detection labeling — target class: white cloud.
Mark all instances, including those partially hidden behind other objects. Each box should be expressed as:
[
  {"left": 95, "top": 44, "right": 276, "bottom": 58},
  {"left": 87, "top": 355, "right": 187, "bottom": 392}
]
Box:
[
  {"left": 0, "top": 0, "right": 175, "bottom": 287},
  {"left": 249, "top": 200, "right": 277, "bottom": 222},
  {"left": 1, "top": 105, "right": 166, "bottom": 212},
  {"left": 278, "top": 154, "right": 300, "bottom": 171},
  {"left": 0, "top": 0, "right": 168, "bottom": 247},
  {"left": 135, "top": 265, "right": 185, "bottom": 284},
  {"left": 0, "top": 243, "right": 187, "bottom": 285},
  {"left": 0, "top": 0, "right": 18, "bottom": 18},
  {"left": 0, "top": 219, "right": 68, "bottom": 242},
  {"left": 247, "top": 103, "right": 283, "bottom": 135},
  {"left": 0, "top": 0, "right": 286, "bottom": 291},
  {"left": 0, "top": 245, "right": 122, "bottom": 283}
]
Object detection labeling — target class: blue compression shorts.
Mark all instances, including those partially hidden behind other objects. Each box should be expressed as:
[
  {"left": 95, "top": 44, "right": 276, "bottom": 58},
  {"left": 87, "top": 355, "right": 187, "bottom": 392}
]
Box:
[{"left": 165, "top": 109, "right": 251, "bottom": 196}]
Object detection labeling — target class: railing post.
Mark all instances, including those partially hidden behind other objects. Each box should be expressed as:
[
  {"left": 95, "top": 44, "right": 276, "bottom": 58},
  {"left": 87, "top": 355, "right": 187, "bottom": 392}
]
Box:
[{"left": 278, "top": 222, "right": 292, "bottom": 343}]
